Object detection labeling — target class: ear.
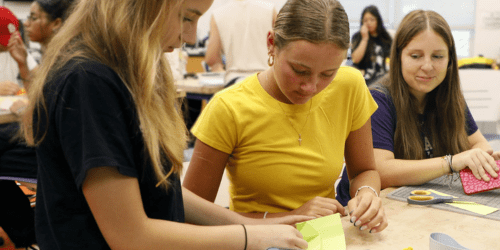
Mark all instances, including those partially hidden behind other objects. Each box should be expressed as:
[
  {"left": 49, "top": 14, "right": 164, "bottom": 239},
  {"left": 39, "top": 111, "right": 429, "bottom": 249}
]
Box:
[
  {"left": 50, "top": 18, "right": 63, "bottom": 33},
  {"left": 267, "top": 31, "right": 275, "bottom": 55}
]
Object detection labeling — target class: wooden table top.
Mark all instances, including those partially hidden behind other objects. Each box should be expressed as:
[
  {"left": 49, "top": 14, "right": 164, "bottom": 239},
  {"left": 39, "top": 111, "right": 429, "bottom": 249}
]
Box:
[{"left": 341, "top": 187, "right": 498, "bottom": 249}]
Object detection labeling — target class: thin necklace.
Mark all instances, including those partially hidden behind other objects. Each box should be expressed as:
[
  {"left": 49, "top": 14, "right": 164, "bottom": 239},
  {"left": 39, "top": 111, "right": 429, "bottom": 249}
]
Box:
[
  {"left": 277, "top": 100, "right": 312, "bottom": 146},
  {"left": 264, "top": 71, "right": 312, "bottom": 146}
]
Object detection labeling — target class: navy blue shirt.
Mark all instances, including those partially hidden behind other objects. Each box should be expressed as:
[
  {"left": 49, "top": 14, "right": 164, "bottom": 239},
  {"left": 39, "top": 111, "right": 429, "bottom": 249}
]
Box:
[
  {"left": 336, "top": 87, "right": 478, "bottom": 206},
  {"left": 34, "top": 60, "right": 184, "bottom": 249},
  {"left": 370, "top": 88, "right": 478, "bottom": 154}
]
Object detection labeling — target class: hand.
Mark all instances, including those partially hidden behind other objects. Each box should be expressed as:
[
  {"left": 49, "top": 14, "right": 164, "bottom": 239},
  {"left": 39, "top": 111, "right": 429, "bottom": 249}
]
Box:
[
  {"left": 491, "top": 151, "right": 500, "bottom": 161},
  {"left": 7, "top": 32, "right": 28, "bottom": 66},
  {"left": 360, "top": 23, "right": 369, "bottom": 40},
  {"left": 9, "top": 99, "right": 28, "bottom": 115},
  {"left": 246, "top": 224, "right": 308, "bottom": 250},
  {"left": 0, "top": 81, "right": 21, "bottom": 95},
  {"left": 289, "top": 196, "right": 346, "bottom": 218},
  {"left": 347, "top": 190, "right": 388, "bottom": 233},
  {"left": 453, "top": 148, "right": 499, "bottom": 181}
]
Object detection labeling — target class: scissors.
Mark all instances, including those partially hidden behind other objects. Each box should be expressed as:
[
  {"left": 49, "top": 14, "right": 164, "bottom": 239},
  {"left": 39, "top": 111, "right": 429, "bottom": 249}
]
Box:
[{"left": 407, "top": 190, "right": 454, "bottom": 205}]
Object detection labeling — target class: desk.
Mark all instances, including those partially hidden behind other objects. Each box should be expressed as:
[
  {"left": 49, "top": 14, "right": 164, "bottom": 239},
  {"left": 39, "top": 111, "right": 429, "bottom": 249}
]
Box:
[
  {"left": 181, "top": 160, "right": 498, "bottom": 249},
  {"left": 176, "top": 78, "right": 224, "bottom": 109},
  {"left": 341, "top": 188, "right": 498, "bottom": 249},
  {"left": 0, "top": 96, "right": 26, "bottom": 124}
]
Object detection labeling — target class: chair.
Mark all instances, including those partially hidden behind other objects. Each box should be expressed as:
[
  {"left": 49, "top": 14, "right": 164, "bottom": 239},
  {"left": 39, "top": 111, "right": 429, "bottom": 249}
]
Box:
[{"left": 0, "top": 176, "right": 36, "bottom": 208}]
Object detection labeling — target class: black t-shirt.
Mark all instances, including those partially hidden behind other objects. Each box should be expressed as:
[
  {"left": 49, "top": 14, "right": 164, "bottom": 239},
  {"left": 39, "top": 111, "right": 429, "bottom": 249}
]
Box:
[
  {"left": 351, "top": 32, "right": 391, "bottom": 85},
  {"left": 34, "top": 59, "right": 184, "bottom": 249}
]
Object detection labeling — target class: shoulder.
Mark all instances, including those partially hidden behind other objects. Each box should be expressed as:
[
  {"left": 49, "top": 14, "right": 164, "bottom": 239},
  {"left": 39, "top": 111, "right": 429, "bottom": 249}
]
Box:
[{"left": 334, "top": 66, "right": 365, "bottom": 85}]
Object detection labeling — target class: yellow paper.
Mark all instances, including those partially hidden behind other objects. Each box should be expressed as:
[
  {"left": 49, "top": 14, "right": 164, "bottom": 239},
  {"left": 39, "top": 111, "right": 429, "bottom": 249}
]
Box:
[
  {"left": 448, "top": 202, "right": 499, "bottom": 215},
  {"left": 427, "top": 189, "right": 458, "bottom": 198},
  {"left": 296, "top": 213, "right": 346, "bottom": 250}
]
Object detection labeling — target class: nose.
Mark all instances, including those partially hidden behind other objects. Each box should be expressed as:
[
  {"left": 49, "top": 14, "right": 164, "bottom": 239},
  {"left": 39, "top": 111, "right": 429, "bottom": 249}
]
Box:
[
  {"left": 300, "top": 76, "right": 319, "bottom": 94},
  {"left": 182, "top": 23, "right": 197, "bottom": 45},
  {"left": 421, "top": 57, "right": 433, "bottom": 71}
]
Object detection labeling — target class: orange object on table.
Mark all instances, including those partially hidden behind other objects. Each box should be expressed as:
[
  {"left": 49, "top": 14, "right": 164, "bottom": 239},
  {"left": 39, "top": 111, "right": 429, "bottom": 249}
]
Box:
[{"left": 15, "top": 88, "right": 26, "bottom": 95}]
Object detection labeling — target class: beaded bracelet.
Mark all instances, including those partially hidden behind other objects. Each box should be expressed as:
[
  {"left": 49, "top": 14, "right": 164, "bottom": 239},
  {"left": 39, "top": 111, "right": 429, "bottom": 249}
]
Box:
[{"left": 355, "top": 186, "right": 379, "bottom": 197}]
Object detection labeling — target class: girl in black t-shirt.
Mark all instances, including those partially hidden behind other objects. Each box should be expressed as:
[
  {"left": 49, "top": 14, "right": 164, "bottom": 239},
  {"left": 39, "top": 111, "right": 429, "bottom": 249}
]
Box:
[
  {"left": 350, "top": 5, "right": 392, "bottom": 86},
  {"left": 22, "top": 0, "right": 310, "bottom": 249}
]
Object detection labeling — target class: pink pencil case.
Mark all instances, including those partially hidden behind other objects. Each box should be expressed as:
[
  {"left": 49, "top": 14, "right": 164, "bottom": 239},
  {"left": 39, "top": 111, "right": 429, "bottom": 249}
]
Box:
[{"left": 460, "top": 160, "right": 500, "bottom": 195}]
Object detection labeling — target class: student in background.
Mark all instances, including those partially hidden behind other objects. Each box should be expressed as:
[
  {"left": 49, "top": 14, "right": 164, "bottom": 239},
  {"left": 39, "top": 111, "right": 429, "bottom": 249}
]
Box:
[
  {"left": 337, "top": 10, "right": 499, "bottom": 202},
  {"left": 350, "top": 5, "right": 392, "bottom": 86},
  {"left": 0, "top": 7, "right": 38, "bottom": 249},
  {"left": 204, "top": 0, "right": 277, "bottom": 86},
  {"left": 184, "top": 0, "right": 388, "bottom": 234},
  {"left": 23, "top": 0, "right": 309, "bottom": 249},
  {"left": 24, "top": 0, "right": 74, "bottom": 53}
]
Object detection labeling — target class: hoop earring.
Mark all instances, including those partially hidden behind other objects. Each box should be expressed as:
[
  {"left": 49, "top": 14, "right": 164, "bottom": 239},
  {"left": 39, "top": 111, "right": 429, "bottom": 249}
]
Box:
[{"left": 268, "top": 55, "right": 274, "bottom": 67}]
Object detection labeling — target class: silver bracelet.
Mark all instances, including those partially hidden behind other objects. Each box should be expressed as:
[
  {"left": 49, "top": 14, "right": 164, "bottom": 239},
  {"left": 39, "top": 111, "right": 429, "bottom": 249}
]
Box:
[
  {"left": 355, "top": 186, "right": 379, "bottom": 197},
  {"left": 444, "top": 154, "right": 457, "bottom": 173},
  {"left": 263, "top": 211, "right": 268, "bottom": 219}
]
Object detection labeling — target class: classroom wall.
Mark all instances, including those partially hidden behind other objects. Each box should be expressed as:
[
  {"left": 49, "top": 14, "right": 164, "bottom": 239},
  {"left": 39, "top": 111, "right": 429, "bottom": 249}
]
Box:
[
  {"left": 473, "top": 0, "right": 500, "bottom": 60},
  {"left": 3, "top": 0, "right": 500, "bottom": 61}
]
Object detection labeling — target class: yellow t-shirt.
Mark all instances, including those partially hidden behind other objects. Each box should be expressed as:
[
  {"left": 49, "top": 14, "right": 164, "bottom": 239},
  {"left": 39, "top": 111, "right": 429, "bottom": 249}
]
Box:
[{"left": 191, "top": 66, "right": 378, "bottom": 213}]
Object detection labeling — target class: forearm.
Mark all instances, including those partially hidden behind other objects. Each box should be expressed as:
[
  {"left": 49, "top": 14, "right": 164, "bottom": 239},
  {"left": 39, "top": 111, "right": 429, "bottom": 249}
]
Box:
[
  {"left": 471, "top": 140, "right": 493, "bottom": 153},
  {"left": 209, "top": 62, "right": 225, "bottom": 72},
  {"left": 126, "top": 220, "right": 246, "bottom": 250},
  {"left": 17, "top": 62, "right": 31, "bottom": 89},
  {"left": 377, "top": 158, "right": 449, "bottom": 189},
  {"left": 349, "top": 170, "right": 381, "bottom": 198},
  {"left": 183, "top": 187, "right": 252, "bottom": 225},
  {"left": 351, "top": 38, "right": 369, "bottom": 64}
]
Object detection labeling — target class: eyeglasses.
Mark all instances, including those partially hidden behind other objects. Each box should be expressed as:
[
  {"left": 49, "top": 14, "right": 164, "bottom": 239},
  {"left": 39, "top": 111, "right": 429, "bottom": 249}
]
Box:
[{"left": 26, "top": 15, "right": 39, "bottom": 22}]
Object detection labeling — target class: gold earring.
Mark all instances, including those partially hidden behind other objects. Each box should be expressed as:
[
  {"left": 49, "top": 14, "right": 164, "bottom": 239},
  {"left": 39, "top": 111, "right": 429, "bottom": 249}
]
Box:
[{"left": 268, "top": 54, "right": 274, "bottom": 67}]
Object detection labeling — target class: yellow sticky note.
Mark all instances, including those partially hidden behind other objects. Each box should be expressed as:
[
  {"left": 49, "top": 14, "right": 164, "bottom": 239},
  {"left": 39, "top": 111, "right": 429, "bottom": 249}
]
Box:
[
  {"left": 447, "top": 202, "right": 498, "bottom": 215},
  {"left": 296, "top": 213, "right": 346, "bottom": 250},
  {"left": 427, "top": 189, "right": 458, "bottom": 198}
]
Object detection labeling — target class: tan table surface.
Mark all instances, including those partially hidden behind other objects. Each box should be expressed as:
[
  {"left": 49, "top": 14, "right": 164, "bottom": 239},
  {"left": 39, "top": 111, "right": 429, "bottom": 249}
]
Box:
[
  {"left": 341, "top": 187, "right": 498, "bottom": 249},
  {"left": 176, "top": 78, "right": 224, "bottom": 95},
  {"left": 0, "top": 95, "right": 26, "bottom": 124}
]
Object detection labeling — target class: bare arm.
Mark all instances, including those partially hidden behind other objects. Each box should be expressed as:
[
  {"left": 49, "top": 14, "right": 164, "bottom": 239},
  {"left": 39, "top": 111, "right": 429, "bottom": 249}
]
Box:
[
  {"left": 182, "top": 139, "right": 230, "bottom": 202},
  {"left": 469, "top": 129, "right": 493, "bottom": 153},
  {"left": 374, "top": 130, "right": 499, "bottom": 189},
  {"left": 83, "top": 166, "right": 308, "bottom": 250},
  {"left": 374, "top": 148, "right": 449, "bottom": 189},
  {"left": 344, "top": 118, "right": 387, "bottom": 233},
  {"left": 204, "top": 16, "right": 225, "bottom": 72},
  {"left": 350, "top": 24, "right": 370, "bottom": 64}
]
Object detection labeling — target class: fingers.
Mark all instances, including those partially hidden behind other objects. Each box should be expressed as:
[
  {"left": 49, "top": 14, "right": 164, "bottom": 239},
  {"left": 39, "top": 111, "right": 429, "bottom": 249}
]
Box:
[
  {"left": 347, "top": 192, "right": 387, "bottom": 233},
  {"left": 470, "top": 150, "right": 498, "bottom": 181},
  {"left": 296, "top": 197, "right": 347, "bottom": 218}
]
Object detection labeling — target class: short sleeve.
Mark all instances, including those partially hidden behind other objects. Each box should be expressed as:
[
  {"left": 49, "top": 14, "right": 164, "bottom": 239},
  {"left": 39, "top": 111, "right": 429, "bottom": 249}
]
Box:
[
  {"left": 191, "top": 94, "right": 238, "bottom": 154},
  {"left": 465, "top": 105, "right": 478, "bottom": 135},
  {"left": 349, "top": 71, "right": 378, "bottom": 131},
  {"left": 370, "top": 89, "right": 396, "bottom": 152},
  {"left": 54, "top": 69, "right": 139, "bottom": 189}
]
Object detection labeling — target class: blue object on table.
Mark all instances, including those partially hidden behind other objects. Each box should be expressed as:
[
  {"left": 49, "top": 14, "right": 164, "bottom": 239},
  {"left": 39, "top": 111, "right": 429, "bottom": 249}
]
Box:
[{"left": 407, "top": 190, "right": 454, "bottom": 205}]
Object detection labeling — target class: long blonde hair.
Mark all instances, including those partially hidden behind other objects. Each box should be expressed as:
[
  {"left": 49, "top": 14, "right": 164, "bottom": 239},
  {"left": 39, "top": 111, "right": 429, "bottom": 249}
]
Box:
[
  {"left": 23, "top": 0, "right": 187, "bottom": 189},
  {"left": 382, "top": 10, "right": 469, "bottom": 159}
]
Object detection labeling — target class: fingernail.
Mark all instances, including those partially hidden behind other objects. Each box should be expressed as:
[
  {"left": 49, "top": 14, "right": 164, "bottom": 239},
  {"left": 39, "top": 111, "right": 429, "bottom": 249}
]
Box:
[
  {"left": 354, "top": 220, "right": 361, "bottom": 227},
  {"left": 350, "top": 216, "right": 356, "bottom": 223},
  {"left": 349, "top": 210, "right": 354, "bottom": 215},
  {"left": 360, "top": 225, "right": 367, "bottom": 231},
  {"left": 370, "top": 229, "right": 376, "bottom": 233}
]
